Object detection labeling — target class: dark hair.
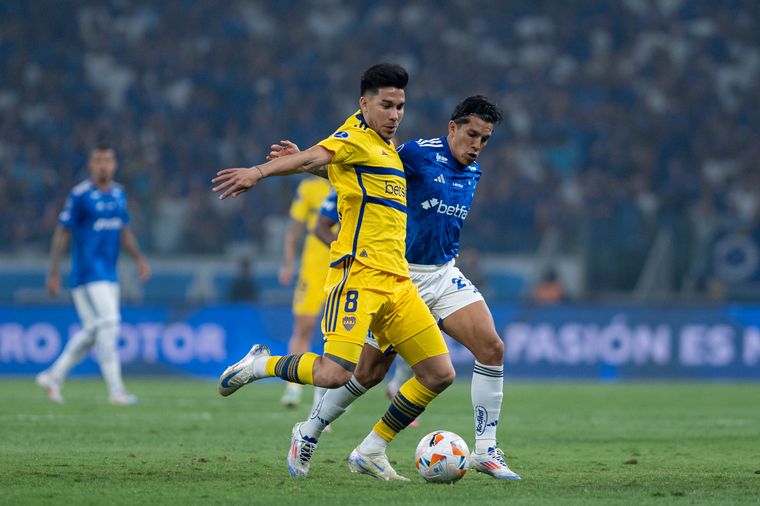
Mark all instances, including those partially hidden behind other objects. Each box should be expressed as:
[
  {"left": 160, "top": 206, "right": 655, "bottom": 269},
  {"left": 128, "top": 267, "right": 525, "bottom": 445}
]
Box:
[
  {"left": 450, "top": 95, "right": 503, "bottom": 125},
  {"left": 360, "top": 63, "right": 408, "bottom": 96},
  {"left": 92, "top": 133, "right": 113, "bottom": 152}
]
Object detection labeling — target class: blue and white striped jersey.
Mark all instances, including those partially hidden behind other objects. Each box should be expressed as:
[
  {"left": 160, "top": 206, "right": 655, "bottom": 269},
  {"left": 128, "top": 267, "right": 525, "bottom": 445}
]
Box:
[
  {"left": 59, "top": 179, "right": 130, "bottom": 287},
  {"left": 398, "top": 137, "right": 482, "bottom": 265}
]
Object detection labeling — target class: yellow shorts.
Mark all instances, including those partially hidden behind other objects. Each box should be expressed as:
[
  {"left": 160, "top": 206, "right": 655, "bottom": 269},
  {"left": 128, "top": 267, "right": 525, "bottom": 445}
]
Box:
[
  {"left": 293, "top": 238, "right": 330, "bottom": 316},
  {"left": 321, "top": 258, "right": 447, "bottom": 366}
]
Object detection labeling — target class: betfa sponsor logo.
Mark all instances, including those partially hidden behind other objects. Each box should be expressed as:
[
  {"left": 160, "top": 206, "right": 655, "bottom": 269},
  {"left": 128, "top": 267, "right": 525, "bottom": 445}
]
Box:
[{"left": 420, "top": 198, "right": 469, "bottom": 219}]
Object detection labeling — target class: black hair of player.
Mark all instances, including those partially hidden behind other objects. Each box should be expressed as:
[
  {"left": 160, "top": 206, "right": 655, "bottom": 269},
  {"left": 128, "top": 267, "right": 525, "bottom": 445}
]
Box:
[
  {"left": 450, "top": 95, "right": 503, "bottom": 126},
  {"left": 92, "top": 133, "right": 113, "bottom": 153},
  {"left": 360, "top": 63, "right": 408, "bottom": 96}
]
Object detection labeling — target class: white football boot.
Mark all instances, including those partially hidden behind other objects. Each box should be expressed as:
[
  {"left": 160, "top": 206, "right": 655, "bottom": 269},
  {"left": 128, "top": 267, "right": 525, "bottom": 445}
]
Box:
[
  {"left": 218, "top": 344, "right": 271, "bottom": 396},
  {"left": 347, "top": 448, "right": 409, "bottom": 481},
  {"left": 110, "top": 392, "right": 139, "bottom": 406},
  {"left": 287, "top": 422, "right": 318, "bottom": 477},
  {"left": 35, "top": 372, "right": 63, "bottom": 404},
  {"left": 469, "top": 447, "right": 521, "bottom": 480}
]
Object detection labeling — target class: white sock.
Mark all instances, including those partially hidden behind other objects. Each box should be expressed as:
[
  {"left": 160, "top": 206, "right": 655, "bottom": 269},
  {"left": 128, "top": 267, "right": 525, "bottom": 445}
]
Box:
[
  {"left": 95, "top": 322, "right": 126, "bottom": 396},
  {"left": 312, "top": 386, "right": 327, "bottom": 405},
  {"left": 301, "top": 376, "right": 367, "bottom": 439},
  {"left": 387, "top": 359, "right": 414, "bottom": 397},
  {"left": 358, "top": 430, "right": 388, "bottom": 455},
  {"left": 48, "top": 327, "right": 96, "bottom": 383},
  {"left": 472, "top": 361, "right": 504, "bottom": 453}
]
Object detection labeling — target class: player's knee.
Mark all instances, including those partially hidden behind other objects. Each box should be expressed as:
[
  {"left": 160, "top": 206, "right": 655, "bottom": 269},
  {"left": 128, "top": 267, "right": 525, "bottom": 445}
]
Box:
[
  {"left": 424, "top": 364, "right": 455, "bottom": 392},
  {"left": 314, "top": 361, "right": 353, "bottom": 388},
  {"left": 353, "top": 363, "right": 386, "bottom": 388},
  {"left": 474, "top": 334, "right": 504, "bottom": 365}
]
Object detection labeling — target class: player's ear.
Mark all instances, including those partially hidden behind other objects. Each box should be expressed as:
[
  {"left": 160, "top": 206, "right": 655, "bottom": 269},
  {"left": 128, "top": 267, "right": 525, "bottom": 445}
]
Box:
[
  {"left": 448, "top": 120, "right": 457, "bottom": 136},
  {"left": 359, "top": 96, "right": 369, "bottom": 113}
]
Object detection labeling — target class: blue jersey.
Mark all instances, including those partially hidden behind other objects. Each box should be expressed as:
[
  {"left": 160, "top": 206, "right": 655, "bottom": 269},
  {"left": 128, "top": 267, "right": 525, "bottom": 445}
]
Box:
[
  {"left": 58, "top": 179, "right": 130, "bottom": 287},
  {"left": 319, "top": 189, "right": 339, "bottom": 222},
  {"left": 398, "top": 137, "right": 481, "bottom": 265}
]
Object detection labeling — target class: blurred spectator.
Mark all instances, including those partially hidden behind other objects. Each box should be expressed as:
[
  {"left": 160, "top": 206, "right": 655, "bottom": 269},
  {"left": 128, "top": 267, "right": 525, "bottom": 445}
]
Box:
[
  {"left": 228, "top": 258, "right": 258, "bottom": 302},
  {"left": 531, "top": 267, "right": 565, "bottom": 305},
  {"left": 1, "top": 0, "right": 759, "bottom": 296}
]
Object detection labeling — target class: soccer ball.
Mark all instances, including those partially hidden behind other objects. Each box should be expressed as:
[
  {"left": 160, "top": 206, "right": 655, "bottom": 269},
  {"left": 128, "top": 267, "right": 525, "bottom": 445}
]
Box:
[{"left": 414, "top": 430, "right": 470, "bottom": 483}]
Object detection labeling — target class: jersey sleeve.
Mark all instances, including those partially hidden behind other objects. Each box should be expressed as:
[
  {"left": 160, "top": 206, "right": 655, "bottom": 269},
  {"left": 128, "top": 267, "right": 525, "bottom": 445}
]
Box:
[
  {"left": 318, "top": 190, "right": 339, "bottom": 223},
  {"left": 397, "top": 140, "right": 424, "bottom": 176},
  {"left": 121, "top": 196, "right": 131, "bottom": 226},
  {"left": 58, "top": 192, "right": 79, "bottom": 229},
  {"left": 119, "top": 186, "right": 131, "bottom": 225},
  {"left": 288, "top": 180, "right": 311, "bottom": 222},
  {"left": 317, "top": 130, "right": 368, "bottom": 167}
]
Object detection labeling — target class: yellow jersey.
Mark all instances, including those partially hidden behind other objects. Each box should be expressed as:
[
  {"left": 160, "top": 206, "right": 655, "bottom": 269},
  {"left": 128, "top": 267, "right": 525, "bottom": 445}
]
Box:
[
  {"left": 318, "top": 111, "right": 409, "bottom": 278},
  {"left": 289, "top": 176, "right": 332, "bottom": 233}
]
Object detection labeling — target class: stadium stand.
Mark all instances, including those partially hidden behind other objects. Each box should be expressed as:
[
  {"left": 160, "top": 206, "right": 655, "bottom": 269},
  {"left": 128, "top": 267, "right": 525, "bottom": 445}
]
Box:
[{"left": 1, "top": 0, "right": 758, "bottom": 297}]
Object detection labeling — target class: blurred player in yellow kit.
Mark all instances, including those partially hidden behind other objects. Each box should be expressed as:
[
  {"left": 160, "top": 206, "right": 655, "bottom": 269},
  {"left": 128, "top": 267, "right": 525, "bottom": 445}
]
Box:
[
  {"left": 277, "top": 175, "right": 332, "bottom": 407},
  {"left": 212, "top": 63, "right": 455, "bottom": 481}
]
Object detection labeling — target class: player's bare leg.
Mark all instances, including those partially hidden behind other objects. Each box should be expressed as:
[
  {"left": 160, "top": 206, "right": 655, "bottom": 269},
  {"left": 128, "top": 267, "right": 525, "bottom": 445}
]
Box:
[
  {"left": 441, "top": 300, "right": 520, "bottom": 480},
  {"left": 282, "top": 313, "right": 320, "bottom": 407}
]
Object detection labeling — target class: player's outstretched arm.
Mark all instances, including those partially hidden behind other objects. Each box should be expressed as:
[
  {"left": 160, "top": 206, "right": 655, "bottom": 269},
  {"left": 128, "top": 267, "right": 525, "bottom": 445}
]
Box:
[
  {"left": 212, "top": 145, "right": 333, "bottom": 200},
  {"left": 46, "top": 225, "right": 71, "bottom": 296},
  {"left": 121, "top": 226, "right": 151, "bottom": 281}
]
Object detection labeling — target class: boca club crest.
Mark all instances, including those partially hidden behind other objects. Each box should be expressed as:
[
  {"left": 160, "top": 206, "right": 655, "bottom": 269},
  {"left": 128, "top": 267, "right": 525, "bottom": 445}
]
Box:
[{"left": 342, "top": 316, "right": 356, "bottom": 331}]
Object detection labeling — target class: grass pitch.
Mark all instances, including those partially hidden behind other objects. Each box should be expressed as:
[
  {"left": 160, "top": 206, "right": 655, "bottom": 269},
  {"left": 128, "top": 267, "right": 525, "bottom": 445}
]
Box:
[{"left": 1, "top": 379, "right": 758, "bottom": 505}]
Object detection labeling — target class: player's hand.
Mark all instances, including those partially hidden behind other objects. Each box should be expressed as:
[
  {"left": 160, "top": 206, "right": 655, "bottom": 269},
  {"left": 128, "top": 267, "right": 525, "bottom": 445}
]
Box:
[
  {"left": 137, "top": 257, "right": 151, "bottom": 282},
  {"left": 266, "top": 140, "right": 300, "bottom": 161},
  {"left": 46, "top": 273, "right": 61, "bottom": 297},
  {"left": 278, "top": 264, "right": 294, "bottom": 286},
  {"left": 212, "top": 167, "right": 261, "bottom": 200}
]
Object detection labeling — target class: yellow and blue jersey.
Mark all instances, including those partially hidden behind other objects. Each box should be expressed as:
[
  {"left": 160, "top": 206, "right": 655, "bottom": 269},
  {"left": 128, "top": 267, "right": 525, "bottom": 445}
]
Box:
[
  {"left": 289, "top": 176, "right": 332, "bottom": 233},
  {"left": 318, "top": 111, "right": 409, "bottom": 278},
  {"left": 289, "top": 176, "right": 332, "bottom": 315}
]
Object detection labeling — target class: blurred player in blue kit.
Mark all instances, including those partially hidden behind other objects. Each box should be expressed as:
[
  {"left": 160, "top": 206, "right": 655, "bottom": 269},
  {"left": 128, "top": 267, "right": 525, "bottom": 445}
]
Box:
[
  {"left": 277, "top": 96, "right": 520, "bottom": 480},
  {"left": 36, "top": 143, "right": 150, "bottom": 405}
]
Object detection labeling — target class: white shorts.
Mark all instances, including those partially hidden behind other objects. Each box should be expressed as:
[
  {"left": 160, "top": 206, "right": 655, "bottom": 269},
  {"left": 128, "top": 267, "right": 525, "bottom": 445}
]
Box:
[
  {"left": 409, "top": 259, "right": 484, "bottom": 322},
  {"left": 365, "top": 259, "right": 483, "bottom": 349},
  {"left": 72, "top": 281, "right": 120, "bottom": 330}
]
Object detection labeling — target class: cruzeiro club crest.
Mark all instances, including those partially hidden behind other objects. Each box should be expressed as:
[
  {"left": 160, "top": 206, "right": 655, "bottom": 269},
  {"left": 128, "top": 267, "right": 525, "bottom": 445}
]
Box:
[{"left": 343, "top": 316, "right": 356, "bottom": 331}]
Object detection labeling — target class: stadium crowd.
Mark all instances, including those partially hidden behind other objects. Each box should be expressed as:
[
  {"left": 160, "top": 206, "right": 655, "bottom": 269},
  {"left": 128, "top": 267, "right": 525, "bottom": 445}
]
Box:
[{"left": 1, "top": 0, "right": 758, "bottom": 292}]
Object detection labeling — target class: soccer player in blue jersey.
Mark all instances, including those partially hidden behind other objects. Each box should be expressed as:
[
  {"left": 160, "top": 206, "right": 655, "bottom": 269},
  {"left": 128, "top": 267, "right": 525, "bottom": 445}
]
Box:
[
  {"left": 36, "top": 144, "right": 150, "bottom": 405},
  {"left": 276, "top": 96, "right": 520, "bottom": 480}
]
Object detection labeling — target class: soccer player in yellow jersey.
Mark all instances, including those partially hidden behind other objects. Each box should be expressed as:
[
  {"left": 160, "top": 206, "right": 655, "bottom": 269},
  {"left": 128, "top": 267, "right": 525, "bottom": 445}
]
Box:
[
  {"left": 212, "top": 63, "right": 455, "bottom": 481},
  {"left": 277, "top": 175, "right": 332, "bottom": 407}
]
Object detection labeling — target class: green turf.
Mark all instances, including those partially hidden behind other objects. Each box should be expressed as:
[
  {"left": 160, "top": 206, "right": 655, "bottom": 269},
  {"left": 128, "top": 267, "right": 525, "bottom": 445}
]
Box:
[{"left": 1, "top": 379, "right": 758, "bottom": 505}]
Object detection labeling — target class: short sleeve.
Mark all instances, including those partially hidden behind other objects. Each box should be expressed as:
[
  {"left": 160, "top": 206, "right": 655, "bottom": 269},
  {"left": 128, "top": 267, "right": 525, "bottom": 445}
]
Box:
[
  {"left": 58, "top": 193, "right": 78, "bottom": 228},
  {"left": 397, "top": 140, "right": 423, "bottom": 176},
  {"left": 317, "top": 130, "right": 366, "bottom": 167},
  {"left": 121, "top": 195, "right": 131, "bottom": 226}
]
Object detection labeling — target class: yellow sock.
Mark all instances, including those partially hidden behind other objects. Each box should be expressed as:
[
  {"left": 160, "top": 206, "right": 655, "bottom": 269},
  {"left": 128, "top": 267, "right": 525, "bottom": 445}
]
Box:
[
  {"left": 373, "top": 377, "right": 436, "bottom": 442},
  {"left": 264, "top": 353, "right": 318, "bottom": 385}
]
